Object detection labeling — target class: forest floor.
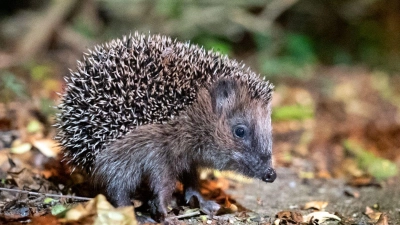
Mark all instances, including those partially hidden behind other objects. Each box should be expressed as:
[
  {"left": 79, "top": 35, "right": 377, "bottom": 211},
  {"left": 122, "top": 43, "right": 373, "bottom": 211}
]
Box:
[
  {"left": 1, "top": 1, "right": 400, "bottom": 224},
  {"left": 225, "top": 167, "right": 400, "bottom": 225},
  {"left": 0, "top": 66, "right": 399, "bottom": 225}
]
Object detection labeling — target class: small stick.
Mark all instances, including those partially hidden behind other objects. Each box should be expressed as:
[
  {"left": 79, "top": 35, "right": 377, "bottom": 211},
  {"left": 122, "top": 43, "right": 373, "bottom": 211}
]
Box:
[
  {"left": 170, "top": 211, "right": 201, "bottom": 219},
  {"left": 0, "top": 187, "right": 92, "bottom": 201},
  {"left": 14, "top": 0, "right": 81, "bottom": 63}
]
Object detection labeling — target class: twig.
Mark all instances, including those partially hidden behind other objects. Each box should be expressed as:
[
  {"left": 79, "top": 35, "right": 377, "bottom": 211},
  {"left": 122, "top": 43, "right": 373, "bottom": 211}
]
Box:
[
  {"left": 259, "top": 0, "right": 300, "bottom": 22},
  {"left": 14, "top": 0, "right": 81, "bottom": 63},
  {"left": 170, "top": 211, "right": 201, "bottom": 219},
  {"left": 228, "top": 0, "right": 299, "bottom": 33},
  {"left": 0, "top": 187, "right": 92, "bottom": 201}
]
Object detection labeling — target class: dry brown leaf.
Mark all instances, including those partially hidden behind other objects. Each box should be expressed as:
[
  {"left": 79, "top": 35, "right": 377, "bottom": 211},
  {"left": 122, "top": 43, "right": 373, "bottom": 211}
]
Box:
[
  {"left": 303, "top": 201, "right": 328, "bottom": 211},
  {"left": 12, "top": 169, "right": 40, "bottom": 190},
  {"left": 63, "top": 194, "right": 137, "bottom": 225},
  {"left": 375, "top": 213, "right": 389, "bottom": 225},
  {"left": 32, "top": 139, "right": 60, "bottom": 158},
  {"left": 223, "top": 196, "right": 237, "bottom": 212},
  {"left": 365, "top": 206, "right": 374, "bottom": 215},
  {"left": 364, "top": 206, "right": 382, "bottom": 221},
  {"left": 316, "top": 170, "right": 332, "bottom": 179},
  {"left": 275, "top": 210, "right": 303, "bottom": 224},
  {"left": 348, "top": 175, "right": 380, "bottom": 187},
  {"left": 342, "top": 158, "right": 364, "bottom": 177},
  {"left": 29, "top": 214, "right": 59, "bottom": 225}
]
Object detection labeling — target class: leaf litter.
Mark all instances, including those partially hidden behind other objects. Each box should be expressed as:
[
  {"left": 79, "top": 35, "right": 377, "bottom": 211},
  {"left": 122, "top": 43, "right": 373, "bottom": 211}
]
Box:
[{"left": 0, "top": 67, "right": 399, "bottom": 224}]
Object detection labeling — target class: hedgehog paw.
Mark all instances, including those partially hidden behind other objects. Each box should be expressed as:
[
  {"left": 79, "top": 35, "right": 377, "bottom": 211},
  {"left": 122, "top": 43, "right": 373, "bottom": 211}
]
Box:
[
  {"left": 136, "top": 214, "right": 156, "bottom": 224},
  {"left": 185, "top": 189, "right": 220, "bottom": 216},
  {"left": 199, "top": 200, "right": 220, "bottom": 216}
]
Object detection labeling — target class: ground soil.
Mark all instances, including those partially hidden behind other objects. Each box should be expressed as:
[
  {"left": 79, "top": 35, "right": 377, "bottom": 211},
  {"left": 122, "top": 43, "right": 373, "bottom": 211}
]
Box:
[{"left": 225, "top": 167, "right": 400, "bottom": 224}]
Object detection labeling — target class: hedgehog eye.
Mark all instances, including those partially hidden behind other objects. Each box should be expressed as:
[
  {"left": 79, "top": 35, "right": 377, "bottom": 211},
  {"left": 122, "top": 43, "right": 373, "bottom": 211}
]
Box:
[{"left": 233, "top": 125, "right": 247, "bottom": 138}]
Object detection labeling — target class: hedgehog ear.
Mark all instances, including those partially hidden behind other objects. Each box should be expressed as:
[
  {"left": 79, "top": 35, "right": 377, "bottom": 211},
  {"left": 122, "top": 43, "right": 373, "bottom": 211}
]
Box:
[{"left": 210, "top": 79, "right": 237, "bottom": 116}]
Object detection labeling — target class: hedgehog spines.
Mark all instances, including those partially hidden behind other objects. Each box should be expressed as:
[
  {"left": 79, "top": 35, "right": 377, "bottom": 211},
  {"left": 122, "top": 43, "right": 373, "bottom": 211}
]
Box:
[{"left": 56, "top": 33, "right": 273, "bottom": 172}]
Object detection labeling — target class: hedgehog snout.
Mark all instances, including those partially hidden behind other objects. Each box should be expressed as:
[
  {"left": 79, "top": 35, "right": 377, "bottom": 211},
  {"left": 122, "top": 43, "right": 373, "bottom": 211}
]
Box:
[{"left": 262, "top": 167, "right": 277, "bottom": 183}]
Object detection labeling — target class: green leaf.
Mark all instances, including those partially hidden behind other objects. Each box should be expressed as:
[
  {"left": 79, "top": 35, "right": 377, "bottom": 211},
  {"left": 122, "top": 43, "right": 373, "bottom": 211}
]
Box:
[
  {"left": 51, "top": 204, "right": 69, "bottom": 216},
  {"left": 44, "top": 197, "right": 57, "bottom": 204},
  {"left": 26, "top": 120, "right": 42, "bottom": 133}
]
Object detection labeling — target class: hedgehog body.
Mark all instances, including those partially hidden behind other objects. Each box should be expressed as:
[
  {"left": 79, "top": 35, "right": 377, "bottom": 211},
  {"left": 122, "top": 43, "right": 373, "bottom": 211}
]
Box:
[{"left": 56, "top": 33, "right": 275, "bottom": 221}]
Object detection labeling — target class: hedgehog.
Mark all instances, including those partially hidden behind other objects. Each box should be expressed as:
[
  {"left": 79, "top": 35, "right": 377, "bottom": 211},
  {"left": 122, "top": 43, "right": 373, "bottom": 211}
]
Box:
[{"left": 55, "top": 33, "right": 276, "bottom": 222}]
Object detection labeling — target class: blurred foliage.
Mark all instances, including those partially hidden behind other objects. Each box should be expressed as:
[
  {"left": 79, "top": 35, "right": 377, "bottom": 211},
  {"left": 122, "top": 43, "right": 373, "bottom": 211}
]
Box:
[
  {"left": 272, "top": 104, "right": 314, "bottom": 121},
  {"left": 29, "top": 64, "right": 53, "bottom": 81},
  {"left": 256, "top": 32, "right": 317, "bottom": 77},
  {"left": 0, "top": 63, "right": 58, "bottom": 117},
  {"left": 1, "top": 0, "right": 398, "bottom": 77},
  {"left": 371, "top": 71, "right": 400, "bottom": 108},
  {"left": 97, "top": 0, "right": 318, "bottom": 77},
  {"left": 39, "top": 97, "right": 58, "bottom": 118},
  {"left": 344, "top": 140, "right": 398, "bottom": 180},
  {"left": 26, "top": 119, "right": 42, "bottom": 134},
  {"left": 192, "top": 35, "right": 233, "bottom": 56},
  {"left": 93, "top": 0, "right": 400, "bottom": 76},
  {"left": 0, "top": 71, "right": 27, "bottom": 104}
]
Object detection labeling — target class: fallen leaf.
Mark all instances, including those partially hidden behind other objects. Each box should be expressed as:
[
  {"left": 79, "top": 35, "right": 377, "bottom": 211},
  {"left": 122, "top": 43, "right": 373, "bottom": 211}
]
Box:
[
  {"left": 11, "top": 169, "right": 40, "bottom": 190},
  {"left": 32, "top": 139, "right": 60, "bottom": 158},
  {"left": 303, "top": 201, "right": 328, "bottom": 211},
  {"left": 10, "top": 141, "right": 32, "bottom": 154},
  {"left": 64, "top": 203, "right": 86, "bottom": 220},
  {"left": 365, "top": 206, "right": 374, "bottom": 214},
  {"left": 51, "top": 204, "right": 68, "bottom": 216},
  {"left": 26, "top": 120, "right": 43, "bottom": 134},
  {"left": 97, "top": 206, "right": 136, "bottom": 225},
  {"left": 298, "top": 171, "right": 314, "bottom": 179},
  {"left": 273, "top": 218, "right": 281, "bottom": 225},
  {"left": 364, "top": 206, "right": 382, "bottom": 221},
  {"left": 303, "top": 211, "right": 341, "bottom": 223},
  {"left": 317, "top": 170, "right": 332, "bottom": 179},
  {"left": 375, "top": 213, "right": 389, "bottom": 225},
  {"left": 218, "top": 196, "right": 237, "bottom": 214},
  {"left": 275, "top": 210, "right": 303, "bottom": 224},
  {"left": 229, "top": 203, "right": 237, "bottom": 212},
  {"left": 30, "top": 214, "right": 59, "bottom": 225},
  {"left": 348, "top": 175, "right": 380, "bottom": 187},
  {"left": 63, "top": 194, "right": 137, "bottom": 225},
  {"left": 43, "top": 197, "right": 57, "bottom": 204}
]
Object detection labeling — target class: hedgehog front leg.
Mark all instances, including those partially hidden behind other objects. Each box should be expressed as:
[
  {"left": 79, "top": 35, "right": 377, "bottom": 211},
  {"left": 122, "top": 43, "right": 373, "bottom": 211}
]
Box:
[
  {"left": 149, "top": 173, "right": 176, "bottom": 221},
  {"left": 106, "top": 188, "right": 132, "bottom": 207},
  {"left": 182, "top": 169, "right": 221, "bottom": 215}
]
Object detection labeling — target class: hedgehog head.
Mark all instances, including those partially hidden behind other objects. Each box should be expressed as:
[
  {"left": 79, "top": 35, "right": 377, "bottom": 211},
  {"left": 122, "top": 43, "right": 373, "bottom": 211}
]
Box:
[{"left": 184, "top": 77, "right": 275, "bottom": 183}]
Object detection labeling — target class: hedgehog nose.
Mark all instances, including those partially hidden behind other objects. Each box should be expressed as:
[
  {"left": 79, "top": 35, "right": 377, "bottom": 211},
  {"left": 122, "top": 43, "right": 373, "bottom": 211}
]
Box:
[{"left": 262, "top": 167, "right": 277, "bottom": 183}]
